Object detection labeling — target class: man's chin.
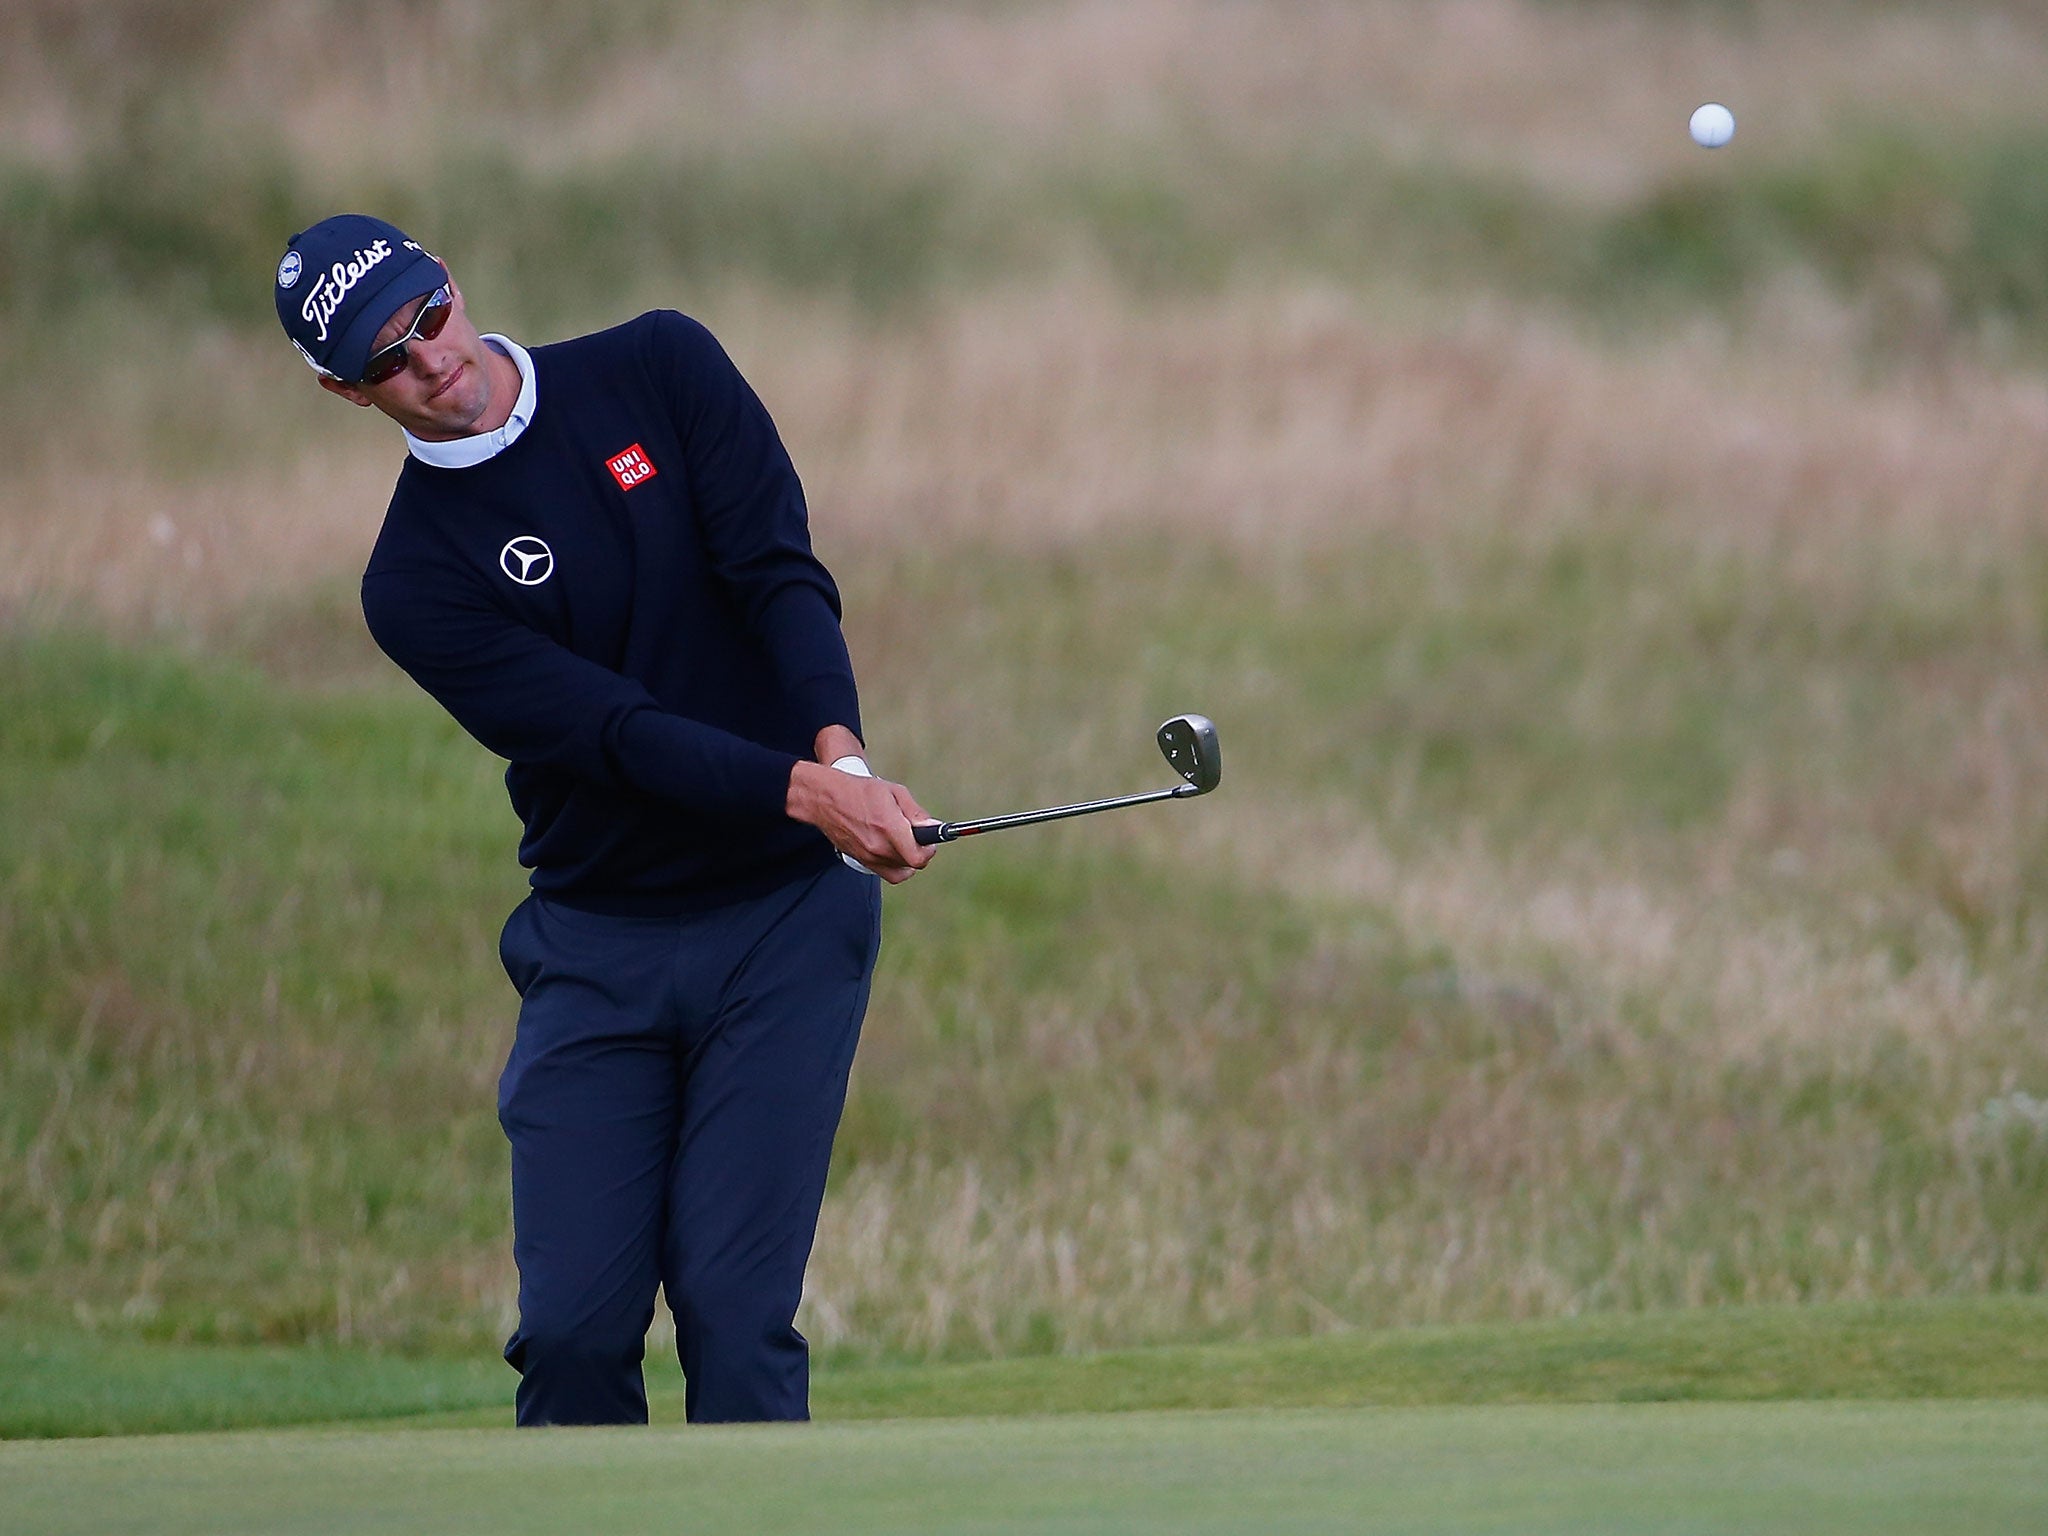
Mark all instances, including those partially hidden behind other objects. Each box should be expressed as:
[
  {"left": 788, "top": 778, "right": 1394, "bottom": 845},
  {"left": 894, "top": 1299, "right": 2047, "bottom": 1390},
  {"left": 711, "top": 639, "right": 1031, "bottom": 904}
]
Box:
[
  {"left": 421, "top": 387, "right": 488, "bottom": 438},
  {"left": 423, "top": 364, "right": 466, "bottom": 410}
]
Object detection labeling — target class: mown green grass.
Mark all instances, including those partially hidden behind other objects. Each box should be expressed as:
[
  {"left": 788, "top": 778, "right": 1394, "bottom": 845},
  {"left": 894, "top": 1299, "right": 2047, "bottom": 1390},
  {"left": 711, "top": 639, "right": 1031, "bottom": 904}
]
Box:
[
  {"left": 808, "top": 1296, "right": 2048, "bottom": 1420},
  {"left": 7, "top": 1401, "right": 2048, "bottom": 1536},
  {"left": 11, "top": 1298, "right": 2043, "bottom": 1440},
  {"left": 0, "top": 1328, "right": 505, "bottom": 1440}
]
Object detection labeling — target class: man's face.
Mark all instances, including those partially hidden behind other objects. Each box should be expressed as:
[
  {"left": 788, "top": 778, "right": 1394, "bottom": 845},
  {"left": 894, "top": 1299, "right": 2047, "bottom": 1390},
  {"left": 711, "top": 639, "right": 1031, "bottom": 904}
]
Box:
[{"left": 318, "top": 273, "right": 498, "bottom": 440}]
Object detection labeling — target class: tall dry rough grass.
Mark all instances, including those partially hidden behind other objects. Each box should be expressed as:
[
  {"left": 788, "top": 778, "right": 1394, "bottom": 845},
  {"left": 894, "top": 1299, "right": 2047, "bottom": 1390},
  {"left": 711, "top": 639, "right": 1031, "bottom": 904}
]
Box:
[
  {"left": 17, "top": 279, "right": 2048, "bottom": 623},
  {"left": 12, "top": 0, "right": 2048, "bottom": 192},
  {"left": 10, "top": 276, "right": 2048, "bottom": 1352}
]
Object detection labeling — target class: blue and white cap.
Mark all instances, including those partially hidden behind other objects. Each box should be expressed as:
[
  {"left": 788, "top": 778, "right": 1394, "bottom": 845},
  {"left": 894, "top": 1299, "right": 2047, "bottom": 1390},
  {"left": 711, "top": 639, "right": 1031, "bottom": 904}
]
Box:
[{"left": 274, "top": 214, "right": 445, "bottom": 383}]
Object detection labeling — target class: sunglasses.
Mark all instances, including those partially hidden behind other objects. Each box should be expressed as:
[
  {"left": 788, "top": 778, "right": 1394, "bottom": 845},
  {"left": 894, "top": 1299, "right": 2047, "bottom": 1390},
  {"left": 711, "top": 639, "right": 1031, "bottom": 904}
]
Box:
[{"left": 357, "top": 281, "right": 454, "bottom": 386}]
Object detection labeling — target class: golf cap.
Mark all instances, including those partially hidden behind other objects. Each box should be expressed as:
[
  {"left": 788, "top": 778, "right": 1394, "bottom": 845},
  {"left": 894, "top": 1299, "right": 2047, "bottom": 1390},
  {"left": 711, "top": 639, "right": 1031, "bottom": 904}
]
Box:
[{"left": 274, "top": 214, "right": 444, "bottom": 383}]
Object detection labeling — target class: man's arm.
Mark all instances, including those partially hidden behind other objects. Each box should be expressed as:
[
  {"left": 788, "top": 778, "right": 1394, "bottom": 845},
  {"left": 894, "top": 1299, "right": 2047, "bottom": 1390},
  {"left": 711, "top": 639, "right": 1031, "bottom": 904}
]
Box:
[
  {"left": 364, "top": 572, "right": 935, "bottom": 877},
  {"left": 648, "top": 312, "right": 937, "bottom": 877},
  {"left": 650, "top": 311, "right": 862, "bottom": 746},
  {"left": 363, "top": 567, "right": 799, "bottom": 816}
]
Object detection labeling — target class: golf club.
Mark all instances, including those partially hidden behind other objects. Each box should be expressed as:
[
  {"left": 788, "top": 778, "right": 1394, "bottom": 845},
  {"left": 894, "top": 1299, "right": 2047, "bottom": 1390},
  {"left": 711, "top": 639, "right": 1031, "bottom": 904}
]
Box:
[{"left": 913, "top": 714, "right": 1221, "bottom": 844}]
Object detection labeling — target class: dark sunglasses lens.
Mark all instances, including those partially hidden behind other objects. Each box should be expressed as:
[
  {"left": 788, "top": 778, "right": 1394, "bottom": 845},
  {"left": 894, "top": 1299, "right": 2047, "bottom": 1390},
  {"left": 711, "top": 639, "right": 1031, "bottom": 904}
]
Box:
[
  {"left": 358, "top": 346, "right": 407, "bottom": 386},
  {"left": 356, "top": 289, "right": 452, "bottom": 385},
  {"left": 416, "top": 296, "right": 452, "bottom": 342}
]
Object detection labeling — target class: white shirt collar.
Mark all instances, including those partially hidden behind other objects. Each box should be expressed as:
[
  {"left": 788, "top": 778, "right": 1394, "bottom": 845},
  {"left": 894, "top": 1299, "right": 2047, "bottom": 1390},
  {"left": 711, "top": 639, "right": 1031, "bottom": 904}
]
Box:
[{"left": 402, "top": 334, "right": 537, "bottom": 468}]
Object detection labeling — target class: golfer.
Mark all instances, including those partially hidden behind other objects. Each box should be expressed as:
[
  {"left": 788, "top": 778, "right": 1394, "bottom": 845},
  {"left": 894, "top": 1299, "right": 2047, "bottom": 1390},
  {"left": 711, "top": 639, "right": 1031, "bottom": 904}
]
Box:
[{"left": 274, "top": 213, "right": 934, "bottom": 1426}]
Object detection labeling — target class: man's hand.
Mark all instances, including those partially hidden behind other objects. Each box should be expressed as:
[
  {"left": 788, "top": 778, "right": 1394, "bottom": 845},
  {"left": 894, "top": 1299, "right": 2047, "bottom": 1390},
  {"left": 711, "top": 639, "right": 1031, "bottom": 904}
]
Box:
[{"left": 787, "top": 733, "right": 937, "bottom": 883}]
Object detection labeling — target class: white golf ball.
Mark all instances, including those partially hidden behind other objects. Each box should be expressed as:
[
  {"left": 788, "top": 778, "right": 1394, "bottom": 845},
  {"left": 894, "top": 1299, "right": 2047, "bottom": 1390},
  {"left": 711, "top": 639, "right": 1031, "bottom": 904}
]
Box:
[{"left": 1689, "top": 103, "right": 1736, "bottom": 149}]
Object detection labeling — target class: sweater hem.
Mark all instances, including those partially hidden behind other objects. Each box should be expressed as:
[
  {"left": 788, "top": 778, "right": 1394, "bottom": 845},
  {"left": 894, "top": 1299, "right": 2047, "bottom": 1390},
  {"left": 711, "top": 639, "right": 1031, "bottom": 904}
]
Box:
[{"left": 530, "top": 841, "right": 838, "bottom": 918}]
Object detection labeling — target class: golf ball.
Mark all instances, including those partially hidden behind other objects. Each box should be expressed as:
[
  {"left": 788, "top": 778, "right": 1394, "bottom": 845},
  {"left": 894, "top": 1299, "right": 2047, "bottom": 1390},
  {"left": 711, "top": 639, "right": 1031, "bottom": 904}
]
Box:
[{"left": 1690, "top": 103, "right": 1736, "bottom": 149}]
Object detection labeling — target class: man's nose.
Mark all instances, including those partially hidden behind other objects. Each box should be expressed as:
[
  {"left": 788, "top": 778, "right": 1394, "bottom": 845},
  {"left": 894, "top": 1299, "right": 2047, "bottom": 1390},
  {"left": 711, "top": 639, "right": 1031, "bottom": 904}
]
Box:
[{"left": 408, "top": 335, "right": 458, "bottom": 380}]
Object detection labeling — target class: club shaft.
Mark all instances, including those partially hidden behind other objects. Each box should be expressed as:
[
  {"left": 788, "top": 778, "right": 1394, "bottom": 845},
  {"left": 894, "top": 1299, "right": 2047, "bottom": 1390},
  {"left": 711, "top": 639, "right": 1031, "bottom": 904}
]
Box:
[{"left": 918, "top": 784, "right": 1194, "bottom": 843}]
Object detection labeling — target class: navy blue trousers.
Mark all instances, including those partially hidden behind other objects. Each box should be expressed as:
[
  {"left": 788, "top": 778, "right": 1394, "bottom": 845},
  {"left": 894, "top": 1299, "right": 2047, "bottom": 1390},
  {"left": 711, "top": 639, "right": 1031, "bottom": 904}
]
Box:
[{"left": 495, "top": 862, "right": 881, "bottom": 1426}]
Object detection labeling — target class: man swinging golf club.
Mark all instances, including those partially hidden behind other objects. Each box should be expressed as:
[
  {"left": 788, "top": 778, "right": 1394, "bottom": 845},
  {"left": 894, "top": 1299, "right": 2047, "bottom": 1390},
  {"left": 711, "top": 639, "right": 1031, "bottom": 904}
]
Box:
[{"left": 276, "top": 213, "right": 935, "bottom": 1426}]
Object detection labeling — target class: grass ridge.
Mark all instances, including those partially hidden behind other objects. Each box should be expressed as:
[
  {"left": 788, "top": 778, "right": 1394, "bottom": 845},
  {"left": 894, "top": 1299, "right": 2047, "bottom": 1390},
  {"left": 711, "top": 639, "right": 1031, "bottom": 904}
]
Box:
[{"left": 7, "top": 1298, "right": 2044, "bottom": 1440}]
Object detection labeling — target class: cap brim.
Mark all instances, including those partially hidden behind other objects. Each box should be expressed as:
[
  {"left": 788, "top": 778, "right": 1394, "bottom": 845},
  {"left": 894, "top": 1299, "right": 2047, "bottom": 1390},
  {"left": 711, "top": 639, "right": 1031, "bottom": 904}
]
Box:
[{"left": 326, "top": 251, "right": 447, "bottom": 383}]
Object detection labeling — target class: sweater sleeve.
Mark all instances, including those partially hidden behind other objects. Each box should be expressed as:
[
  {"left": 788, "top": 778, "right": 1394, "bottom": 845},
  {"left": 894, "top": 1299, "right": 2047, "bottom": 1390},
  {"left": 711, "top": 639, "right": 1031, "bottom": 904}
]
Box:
[
  {"left": 362, "top": 567, "right": 799, "bottom": 817},
  {"left": 649, "top": 311, "right": 864, "bottom": 746}
]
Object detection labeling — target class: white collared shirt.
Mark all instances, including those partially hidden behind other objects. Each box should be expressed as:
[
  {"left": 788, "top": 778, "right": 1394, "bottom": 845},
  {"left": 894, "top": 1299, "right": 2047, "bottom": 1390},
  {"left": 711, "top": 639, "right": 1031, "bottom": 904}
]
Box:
[{"left": 402, "top": 334, "right": 538, "bottom": 468}]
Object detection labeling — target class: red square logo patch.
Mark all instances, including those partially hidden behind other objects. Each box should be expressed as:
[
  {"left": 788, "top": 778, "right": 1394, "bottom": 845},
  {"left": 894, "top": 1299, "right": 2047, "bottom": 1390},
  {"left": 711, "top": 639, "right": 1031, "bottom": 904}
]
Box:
[{"left": 605, "top": 443, "right": 658, "bottom": 491}]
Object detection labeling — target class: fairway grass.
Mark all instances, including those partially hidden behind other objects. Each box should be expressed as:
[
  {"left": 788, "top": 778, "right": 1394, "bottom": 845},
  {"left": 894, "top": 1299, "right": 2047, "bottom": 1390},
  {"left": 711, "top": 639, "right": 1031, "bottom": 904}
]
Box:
[
  {"left": 4, "top": 1402, "right": 2045, "bottom": 1536},
  {"left": 8, "top": 1298, "right": 2044, "bottom": 1439},
  {"left": 0, "top": 1330, "right": 505, "bottom": 1440},
  {"left": 804, "top": 1296, "right": 2048, "bottom": 1422}
]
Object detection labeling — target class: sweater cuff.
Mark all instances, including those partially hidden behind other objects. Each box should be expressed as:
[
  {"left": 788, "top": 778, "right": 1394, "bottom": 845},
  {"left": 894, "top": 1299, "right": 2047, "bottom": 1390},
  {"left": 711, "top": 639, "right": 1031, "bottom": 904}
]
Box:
[
  {"left": 674, "top": 738, "right": 800, "bottom": 818},
  {"left": 791, "top": 677, "right": 863, "bottom": 748},
  {"left": 612, "top": 710, "right": 802, "bottom": 817},
  {"left": 748, "top": 749, "right": 807, "bottom": 817}
]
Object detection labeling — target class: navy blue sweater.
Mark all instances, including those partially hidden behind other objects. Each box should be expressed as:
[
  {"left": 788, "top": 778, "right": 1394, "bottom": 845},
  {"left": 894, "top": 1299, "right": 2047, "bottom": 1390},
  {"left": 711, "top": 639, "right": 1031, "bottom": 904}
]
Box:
[{"left": 361, "top": 311, "right": 861, "bottom": 911}]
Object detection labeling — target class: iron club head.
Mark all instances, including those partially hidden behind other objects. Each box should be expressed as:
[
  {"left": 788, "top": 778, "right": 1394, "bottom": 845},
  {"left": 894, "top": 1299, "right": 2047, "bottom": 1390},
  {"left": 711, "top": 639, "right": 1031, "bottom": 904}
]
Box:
[{"left": 1157, "top": 714, "right": 1221, "bottom": 795}]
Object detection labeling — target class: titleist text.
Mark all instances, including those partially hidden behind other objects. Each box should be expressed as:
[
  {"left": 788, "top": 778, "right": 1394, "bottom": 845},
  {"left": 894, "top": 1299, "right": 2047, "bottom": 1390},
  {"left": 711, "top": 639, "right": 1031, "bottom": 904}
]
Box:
[{"left": 299, "top": 239, "right": 394, "bottom": 342}]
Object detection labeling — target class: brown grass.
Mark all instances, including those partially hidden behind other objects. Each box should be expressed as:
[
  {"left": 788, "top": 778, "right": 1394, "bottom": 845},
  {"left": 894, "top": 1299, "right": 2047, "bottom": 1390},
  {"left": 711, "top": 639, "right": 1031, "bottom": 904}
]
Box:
[
  {"left": 14, "top": 1, "right": 2047, "bottom": 194},
  {"left": 9, "top": 0, "right": 2048, "bottom": 1357},
  {"left": 755, "top": 280, "right": 2048, "bottom": 567},
  {"left": 17, "top": 276, "right": 2048, "bottom": 626}
]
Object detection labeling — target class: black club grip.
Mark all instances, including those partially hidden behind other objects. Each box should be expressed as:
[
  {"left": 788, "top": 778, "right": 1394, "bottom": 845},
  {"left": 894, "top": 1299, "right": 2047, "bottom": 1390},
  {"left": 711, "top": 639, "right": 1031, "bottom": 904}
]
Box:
[{"left": 913, "top": 822, "right": 948, "bottom": 846}]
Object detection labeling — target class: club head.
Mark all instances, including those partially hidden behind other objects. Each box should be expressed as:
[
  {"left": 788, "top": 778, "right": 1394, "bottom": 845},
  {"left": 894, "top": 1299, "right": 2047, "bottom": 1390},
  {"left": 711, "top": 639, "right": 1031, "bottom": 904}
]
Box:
[{"left": 1157, "top": 714, "right": 1221, "bottom": 795}]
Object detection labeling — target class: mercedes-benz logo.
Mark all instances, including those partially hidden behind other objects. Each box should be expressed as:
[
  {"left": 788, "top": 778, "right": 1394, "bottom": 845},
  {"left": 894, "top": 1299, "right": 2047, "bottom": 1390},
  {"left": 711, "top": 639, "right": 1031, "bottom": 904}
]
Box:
[{"left": 500, "top": 536, "right": 554, "bottom": 586}]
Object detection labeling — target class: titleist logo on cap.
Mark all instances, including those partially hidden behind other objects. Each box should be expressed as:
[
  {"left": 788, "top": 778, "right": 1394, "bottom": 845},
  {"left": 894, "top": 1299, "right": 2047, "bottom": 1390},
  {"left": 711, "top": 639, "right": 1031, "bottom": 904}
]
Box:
[
  {"left": 274, "top": 215, "right": 441, "bottom": 380},
  {"left": 298, "top": 238, "right": 425, "bottom": 342}
]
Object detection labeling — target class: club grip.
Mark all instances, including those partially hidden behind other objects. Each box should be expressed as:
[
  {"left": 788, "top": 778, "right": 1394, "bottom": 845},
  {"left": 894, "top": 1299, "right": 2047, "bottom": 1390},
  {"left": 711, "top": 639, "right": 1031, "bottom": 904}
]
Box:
[{"left": 913, "top": 822, "right": 947, "bottom": 846}]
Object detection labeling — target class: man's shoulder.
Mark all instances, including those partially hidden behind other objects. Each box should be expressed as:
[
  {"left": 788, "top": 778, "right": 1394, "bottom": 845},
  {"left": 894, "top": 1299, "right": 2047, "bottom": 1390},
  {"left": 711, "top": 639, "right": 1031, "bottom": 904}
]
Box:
[
  {"left": 531, "top": 312, "right": 740, "bottom": 427},
  {"left": 536, "top": 310, "right": 710, "bottom": 371},
  {"left": 359, "top": 482, "right": 498, "bottom": 655},
  {"left": 363, "top": 460, "right": 468, "bottom": 576}
]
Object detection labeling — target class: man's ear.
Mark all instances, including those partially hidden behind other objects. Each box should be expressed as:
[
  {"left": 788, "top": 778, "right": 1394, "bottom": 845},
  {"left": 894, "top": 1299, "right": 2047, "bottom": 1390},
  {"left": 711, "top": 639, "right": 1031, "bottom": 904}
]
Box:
[{"left": 317, "top": 374, "right": 374, "bottom": 408}]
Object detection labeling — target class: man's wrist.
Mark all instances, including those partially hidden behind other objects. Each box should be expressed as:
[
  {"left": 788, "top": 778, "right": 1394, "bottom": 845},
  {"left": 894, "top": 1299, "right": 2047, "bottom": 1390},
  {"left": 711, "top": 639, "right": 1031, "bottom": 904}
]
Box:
[
  {"left": 786, "top": 758, "right": 829, "bottom": 823},
  {"left": 813, "top": 723, "right": 865, "bottom": 765}
]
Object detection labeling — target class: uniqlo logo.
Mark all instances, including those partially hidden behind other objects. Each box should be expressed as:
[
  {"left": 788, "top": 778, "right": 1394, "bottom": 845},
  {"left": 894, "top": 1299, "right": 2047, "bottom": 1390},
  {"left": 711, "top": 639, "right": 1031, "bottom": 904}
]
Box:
[{"left": 605, "top": 443, "right": 658, "bottom": 491}]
